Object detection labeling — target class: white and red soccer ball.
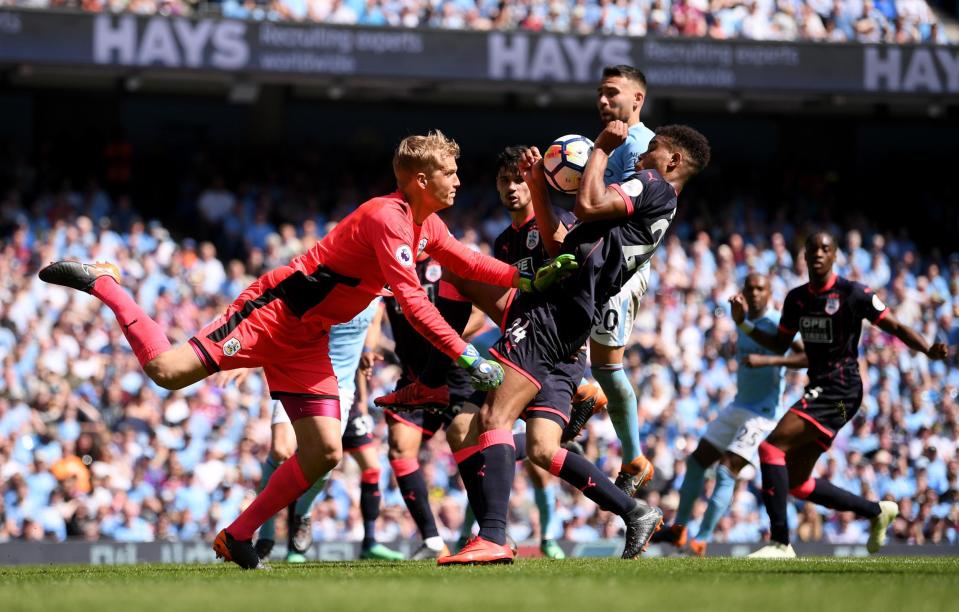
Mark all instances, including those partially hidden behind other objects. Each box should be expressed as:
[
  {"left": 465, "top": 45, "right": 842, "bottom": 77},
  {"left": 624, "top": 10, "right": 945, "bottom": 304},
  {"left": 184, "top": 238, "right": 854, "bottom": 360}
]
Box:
[{"left": 542, "top": 134, "right": 594, "bottom": 194}]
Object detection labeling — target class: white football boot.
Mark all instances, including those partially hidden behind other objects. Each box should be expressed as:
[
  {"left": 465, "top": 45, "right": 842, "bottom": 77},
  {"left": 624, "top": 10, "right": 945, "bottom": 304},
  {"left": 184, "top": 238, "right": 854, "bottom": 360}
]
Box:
[
  {"left": 746, "top": 542, "right": 797, "bottom": 558},
  {"left": 867, "top": 501, "right": 899, "bottom": 554}
]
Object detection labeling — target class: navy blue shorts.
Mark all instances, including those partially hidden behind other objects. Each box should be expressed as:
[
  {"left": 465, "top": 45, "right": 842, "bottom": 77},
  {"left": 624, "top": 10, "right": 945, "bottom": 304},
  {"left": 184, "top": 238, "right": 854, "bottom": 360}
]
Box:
[
  {"left": 386, "top": 407, "right": 454, "bottom": 438},
  {"left": 385, "top": 386, "right": 486, "bottom": 438},
  {"left": 789, "top": 381, "right": 863, "bottom": 449},
  {"left": 491, "top": 294, "right": 590, "bottom": 428},
  {"left": 342, "top": 405, "right": 376, "bottom": 452},
  {"left": 522, "top": 351, "right": 587, "bottom": 428}
]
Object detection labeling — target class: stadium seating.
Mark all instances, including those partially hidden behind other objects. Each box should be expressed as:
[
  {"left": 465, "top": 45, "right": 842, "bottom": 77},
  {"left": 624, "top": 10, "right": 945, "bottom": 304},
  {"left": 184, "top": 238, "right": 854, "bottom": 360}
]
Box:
[
  {"left": 0, "top": 153, "right": 956, "bottom": 548},
  {"left": 0, "top": 0, "right": 951, "bottom": 44}
]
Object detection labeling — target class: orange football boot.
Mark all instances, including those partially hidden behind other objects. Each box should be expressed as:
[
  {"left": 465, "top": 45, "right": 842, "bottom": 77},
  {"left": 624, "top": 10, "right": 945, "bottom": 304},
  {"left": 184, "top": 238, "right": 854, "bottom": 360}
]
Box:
[{"left": 437, "top": 536, "right": 514, "bottom": 566}]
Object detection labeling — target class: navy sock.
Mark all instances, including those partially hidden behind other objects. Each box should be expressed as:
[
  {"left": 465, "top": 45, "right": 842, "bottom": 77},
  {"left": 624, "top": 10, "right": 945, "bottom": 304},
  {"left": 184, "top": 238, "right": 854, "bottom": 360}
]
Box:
[
  {"left": 397, "top": 469, "right": 440, "bottom": 539},
  {"left": 513, "top": 432, "right": 527, "bottom": 462},
  {"left": 554, "top": 449, "right": 634, "bottom": 516},
  {"left": 808, "top": 479, "right": 881, "bottom": 518},
  {"left": 360, "top": 481, "right": 380, "bottom": 547},
  {"left": 760, "top": 461, "right": 791, "bottom": 545},
  {"left": 475, "top": 431, "right": 516, "bottom": 546},
  {"left": 457, "top": 451, "right": 487, "bottom": 524}
]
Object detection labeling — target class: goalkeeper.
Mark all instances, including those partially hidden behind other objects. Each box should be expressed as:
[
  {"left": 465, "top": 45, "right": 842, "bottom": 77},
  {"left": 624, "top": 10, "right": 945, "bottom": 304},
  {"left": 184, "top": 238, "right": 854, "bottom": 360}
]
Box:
[{"left": 39, "top": 131, "right": 556, "bottom": 570}]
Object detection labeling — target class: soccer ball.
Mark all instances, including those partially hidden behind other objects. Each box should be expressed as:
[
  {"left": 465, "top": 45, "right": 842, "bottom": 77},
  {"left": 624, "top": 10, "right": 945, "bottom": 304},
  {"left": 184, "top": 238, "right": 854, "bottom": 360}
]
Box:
[{"left": 542, "top": 134, "right": 594, "bottom": 194}]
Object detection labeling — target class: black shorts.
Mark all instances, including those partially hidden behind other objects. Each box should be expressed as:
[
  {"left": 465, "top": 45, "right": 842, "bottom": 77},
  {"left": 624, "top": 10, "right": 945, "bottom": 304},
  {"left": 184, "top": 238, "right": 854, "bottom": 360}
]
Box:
[
  {"left": 491, "top": 295, "right": 590, "bottom": 428},
  {"left": 385, "top": 294, "right": 472, "bottom": 388},
  {"left": 386, "top": 407, "right": 454, "bottom": 438},
  {"left": 521, "top": 351, "right": 587, "bottom": 428},
  {"left": 385, "top": 385, "right": 486, "bottom": 437},
  {"left": 342, "top": 405, "right": 376, "bottom": 452},
  {"left": 789, "top": 381, "right": 863, "bottom": 448},
  {"left": 384, "top": 297, "right": 431, "bottom": 381}
]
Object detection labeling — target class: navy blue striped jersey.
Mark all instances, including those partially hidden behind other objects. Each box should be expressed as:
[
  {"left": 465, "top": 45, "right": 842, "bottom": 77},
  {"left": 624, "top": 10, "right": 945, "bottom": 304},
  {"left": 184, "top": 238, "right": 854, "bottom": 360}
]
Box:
[
  {"left": 556, "top": 169, "right": 677, "bottom": 322},
  {"left": 779, "top": 275, "right": 887, "bottom": 385},
  {"left": 493, "top": 210, "right": 577, "bottom": 274}
]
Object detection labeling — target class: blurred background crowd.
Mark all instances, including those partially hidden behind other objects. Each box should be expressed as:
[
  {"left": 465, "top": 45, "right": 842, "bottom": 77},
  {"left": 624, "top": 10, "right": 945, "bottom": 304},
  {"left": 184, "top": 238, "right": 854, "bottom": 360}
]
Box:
[
  {"left": 0, "top": 0, "right": 955, "bottom": 44},
  {"left": 1, "top": 142, "right": 957, "bottom": 549}
]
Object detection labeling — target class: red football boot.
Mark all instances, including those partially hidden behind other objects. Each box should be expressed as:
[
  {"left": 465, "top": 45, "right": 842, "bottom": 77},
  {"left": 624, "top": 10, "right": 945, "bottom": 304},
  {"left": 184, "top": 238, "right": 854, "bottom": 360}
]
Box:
[{"left": 436, "top": 536, "right": 514, "bottom": 566}]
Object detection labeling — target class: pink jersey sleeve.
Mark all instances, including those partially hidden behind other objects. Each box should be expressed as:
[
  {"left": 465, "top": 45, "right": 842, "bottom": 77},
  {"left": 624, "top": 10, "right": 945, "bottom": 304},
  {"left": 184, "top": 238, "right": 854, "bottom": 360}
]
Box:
[
  {"left": 425, "top": 216, "right": 518, "bottom": 287},
  {"left": 366, "top": 207, "right": 468, "bottom": 360}
]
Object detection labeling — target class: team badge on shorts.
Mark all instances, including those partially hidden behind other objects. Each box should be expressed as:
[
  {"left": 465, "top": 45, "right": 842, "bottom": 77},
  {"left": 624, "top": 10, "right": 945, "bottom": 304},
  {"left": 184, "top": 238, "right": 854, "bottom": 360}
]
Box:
[
  {"left": 223, "top": 337, "right": 241, "bottom": 357},
  {"left": 825, "top": 293, "right": 840, "bottom": 315},
  {"left": 395, "top": 244, "right": 414, "bottom": 267},
  {"left": 526, "top": 229, "right": 540, "bottom": 250}
]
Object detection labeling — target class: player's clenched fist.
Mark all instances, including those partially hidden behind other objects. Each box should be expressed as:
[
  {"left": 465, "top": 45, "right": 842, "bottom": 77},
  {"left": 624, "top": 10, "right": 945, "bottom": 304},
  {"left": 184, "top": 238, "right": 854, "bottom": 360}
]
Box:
[
  {"left": 927, "top": 342, "right": 948, "bottom": 360},
  {"left": 456, "top": 344, "right": 505, "bottom": 391},
  {"left": 595, "top": 120, "right": 629, "bottom": 154},
  {"left": 519, "top": 146, "right": 545, "bottom": 185},
  {"left": 729, "top": 293, "right": 747, "bottom": 324}
]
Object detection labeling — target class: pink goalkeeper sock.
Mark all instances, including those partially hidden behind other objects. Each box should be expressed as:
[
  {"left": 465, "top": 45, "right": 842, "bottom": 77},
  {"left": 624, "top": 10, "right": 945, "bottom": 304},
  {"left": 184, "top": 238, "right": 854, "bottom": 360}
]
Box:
[
  {"left": 227, "top": 454, "right": 311, "bottom": 541},
  {"left": 92, "top": 276, "right": 171, "bottom": 367}
]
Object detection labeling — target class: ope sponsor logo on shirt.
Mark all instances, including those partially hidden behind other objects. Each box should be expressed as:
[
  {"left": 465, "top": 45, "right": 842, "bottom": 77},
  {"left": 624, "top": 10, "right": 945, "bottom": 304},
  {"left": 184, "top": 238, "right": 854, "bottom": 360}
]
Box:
[{"left": 800, "top": 316, "right": 833, "bottom": 344}]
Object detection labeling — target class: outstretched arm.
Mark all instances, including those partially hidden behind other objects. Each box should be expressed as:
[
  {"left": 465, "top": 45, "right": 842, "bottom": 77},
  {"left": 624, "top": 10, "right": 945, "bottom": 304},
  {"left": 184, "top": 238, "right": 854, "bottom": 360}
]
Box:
[
  {"left": 427, "top": 225, "right": 520, "bottom": 290},
  {"left": 876, "top": 312, "right": 948, "bottom": 359},
  {"left": 463, "top": 306, "right": 488, "bottom": 339},
  {"left": 744, "top": 352, "right": 808, "bottom": 369},
  {"left": 745, "top": 340, "right": 807, "bottom": 369},
  {"left": 730, "top": 293, "right": 794, "bottom": 354},
  {"left": 358, "top": 301, "right": 385, "bottom": 380}
]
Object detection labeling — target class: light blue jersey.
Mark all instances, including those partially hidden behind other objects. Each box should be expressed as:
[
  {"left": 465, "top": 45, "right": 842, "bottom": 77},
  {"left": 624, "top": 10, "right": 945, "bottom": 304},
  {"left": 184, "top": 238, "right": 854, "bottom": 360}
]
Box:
[
  {"left": 329, "top": 297, "right": 381, "bottom": 396},
  {"left": 604, "top": 122, "right": 655, "bottom": 186},
  {"left": 735, "top": 308, "right": 787, "bottom": 418}
]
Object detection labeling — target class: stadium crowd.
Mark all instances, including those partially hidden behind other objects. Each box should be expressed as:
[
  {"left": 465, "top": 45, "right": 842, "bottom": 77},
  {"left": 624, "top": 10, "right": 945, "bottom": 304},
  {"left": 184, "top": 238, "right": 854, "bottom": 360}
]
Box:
[
  {"left": 0, "top": 0, "right": 952, "bottom": 44},
  {"left": 0, "top": 153, "right": 957, "bottom": 552}
]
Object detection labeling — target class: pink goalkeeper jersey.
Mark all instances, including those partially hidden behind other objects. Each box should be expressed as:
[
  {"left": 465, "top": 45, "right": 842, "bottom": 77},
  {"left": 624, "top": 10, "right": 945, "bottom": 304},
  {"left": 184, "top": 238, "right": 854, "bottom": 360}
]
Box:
[{"left": 262, "top": 192, "right": 517, "bottom": 359}]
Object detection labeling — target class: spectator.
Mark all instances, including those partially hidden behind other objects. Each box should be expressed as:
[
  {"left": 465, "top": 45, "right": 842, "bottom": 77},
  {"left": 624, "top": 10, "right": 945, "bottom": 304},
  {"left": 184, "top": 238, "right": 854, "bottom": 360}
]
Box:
[
  {"left": 8, "top": 0, "right": 954, "bottom": 43},
  {"left": 0, "top": 143, "right": 956, "bottom": 548}
]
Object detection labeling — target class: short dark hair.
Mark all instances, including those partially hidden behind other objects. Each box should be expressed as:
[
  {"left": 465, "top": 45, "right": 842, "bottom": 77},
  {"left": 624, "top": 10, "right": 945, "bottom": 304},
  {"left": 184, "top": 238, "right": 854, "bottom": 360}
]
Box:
[
  {"left": 655, "top": 125, "right": 711, "bottom": 175},
  {"left": 744, "top": 271, "right": 769, "bottom": 288},
  {"left": 805, "top": 231, "right": 836, "bottom": 250},
  {"left": 496, "top": 145, "right": 529, "bottom": 174},
  {"left": 602, "top": 65, "right": 647, "bottom": 89}
]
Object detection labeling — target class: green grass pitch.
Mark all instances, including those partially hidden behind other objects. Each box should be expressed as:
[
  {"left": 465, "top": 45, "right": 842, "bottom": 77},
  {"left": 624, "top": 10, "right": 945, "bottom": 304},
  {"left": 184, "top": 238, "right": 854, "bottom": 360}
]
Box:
[{"left": 2, "top": 558, "right": 957, "bottom": 612}]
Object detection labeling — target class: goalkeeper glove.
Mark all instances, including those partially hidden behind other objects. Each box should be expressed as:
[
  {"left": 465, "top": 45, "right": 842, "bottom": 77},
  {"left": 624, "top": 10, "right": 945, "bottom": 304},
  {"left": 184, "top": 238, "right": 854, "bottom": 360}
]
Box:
[
  {"left": 518, "top": 254, "right": 579, "bottom": 293},
  {"left": 456, "top": 344, "right": 505, "bottom": 391}
]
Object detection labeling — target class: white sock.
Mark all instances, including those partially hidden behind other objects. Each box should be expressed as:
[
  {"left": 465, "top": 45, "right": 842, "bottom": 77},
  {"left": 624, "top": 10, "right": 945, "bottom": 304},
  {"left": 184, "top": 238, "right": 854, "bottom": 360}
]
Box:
[{"left": 425, "top": 536, "right": 445, "bottom": 551}]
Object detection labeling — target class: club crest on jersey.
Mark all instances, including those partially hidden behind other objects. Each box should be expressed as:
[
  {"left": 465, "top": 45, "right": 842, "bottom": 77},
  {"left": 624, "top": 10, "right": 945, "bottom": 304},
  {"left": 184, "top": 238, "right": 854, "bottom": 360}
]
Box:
[
  {"left": 395, "top": 244, "right": 414, "bottom": 267},
  {"left": 825, "top": 293, "right": 840, "bottom": 315},
  {"left": 417, "top": 238, "right": 428, "bottom": 254},
  {"left": 425, "top": 263, "right": 442, "bottom": 283},
  {"left": 223, "top": 337, "right": 241, "bottom": 357},
  {"left": 526, "top": 229, "right": 540, "bottom": 250}
]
